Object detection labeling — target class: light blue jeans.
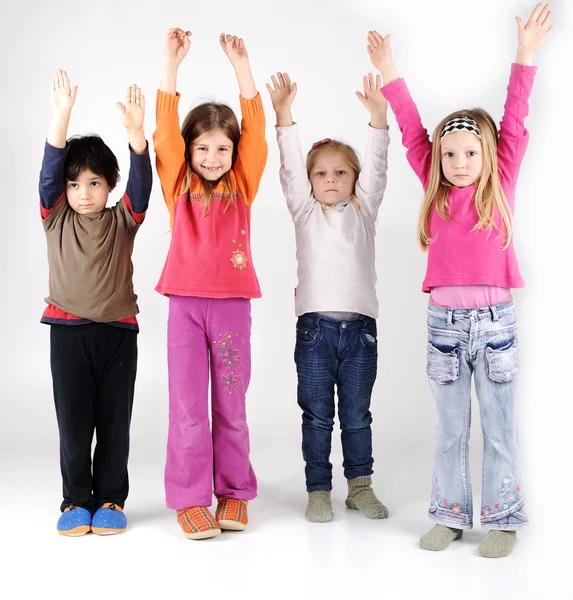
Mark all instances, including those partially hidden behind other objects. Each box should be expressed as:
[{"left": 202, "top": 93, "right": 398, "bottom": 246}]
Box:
[{"left": 426, "top": 300, "right": 527, "bottom": 531}]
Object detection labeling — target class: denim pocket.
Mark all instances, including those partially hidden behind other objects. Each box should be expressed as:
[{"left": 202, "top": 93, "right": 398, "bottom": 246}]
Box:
[
  {"left": 485, "top": 340, "right": 519, "bottom": 383},
  {"left": 360, "top": 321, "right": 378, "bottom": 348},
  {"left": 295, "top": 319, "right": 322, "bottom": 351},
  {"left": 426, "top": 343, "right": 459, "bottom": 384}
]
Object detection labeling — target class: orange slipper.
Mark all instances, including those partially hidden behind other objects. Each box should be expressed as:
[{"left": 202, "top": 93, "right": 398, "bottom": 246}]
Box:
[
  {"left": 176, "top": 506, "right": 221, "bottom": 540},
  {"left": 215, "top": 497, "right": 248, "bottom": 531}
]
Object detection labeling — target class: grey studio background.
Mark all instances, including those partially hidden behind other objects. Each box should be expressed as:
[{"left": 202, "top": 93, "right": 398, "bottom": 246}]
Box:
[{"left": 0, "top": 0, "right": 571, "bottom": 598}]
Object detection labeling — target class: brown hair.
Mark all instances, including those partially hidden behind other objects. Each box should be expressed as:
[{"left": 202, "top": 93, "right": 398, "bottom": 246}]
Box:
[
  {"left": 181, "top": 102, "right": 241, "bottom": 217},
  {"left": 306, "top": 140, "right": 362, "bottom": 208},
  {"left": 418, "top": 108, "right": 513, "bottom": 251}
]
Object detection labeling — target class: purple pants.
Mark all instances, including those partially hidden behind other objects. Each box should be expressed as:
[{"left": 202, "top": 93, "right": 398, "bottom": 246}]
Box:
[{"left": 165, "top": 296, "right": 257, "bottom": 509}]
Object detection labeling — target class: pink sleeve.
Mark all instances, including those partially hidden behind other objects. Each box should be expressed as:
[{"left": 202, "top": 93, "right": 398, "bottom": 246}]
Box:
[
  {"left": 497, "top": 63, "right": 537, "bottom": 191},
  {"left": 382, "top": 78, "right": 432, "bottom": 186}
]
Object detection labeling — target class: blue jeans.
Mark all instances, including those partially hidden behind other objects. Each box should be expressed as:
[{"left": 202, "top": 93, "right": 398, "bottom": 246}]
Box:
[
  {"left": 426, "top": 300, "right": 527, "bottom": 531},
  {"left": 294, "top": 313, "right": 378, "bottom": 492}
]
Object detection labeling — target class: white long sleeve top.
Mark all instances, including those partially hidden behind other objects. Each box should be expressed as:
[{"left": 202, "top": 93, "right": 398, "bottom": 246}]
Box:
[{"left": 276, "top": 123, "right": 390, "bottom": 318}]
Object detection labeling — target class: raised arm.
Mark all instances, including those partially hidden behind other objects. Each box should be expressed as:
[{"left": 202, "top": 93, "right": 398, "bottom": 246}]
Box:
[
  {"left": 40, "top": 70, "right": 77, "bottom": 216},
  {"left": 355, "top": 73, "right": 390, "bottom": 221},
  {"left": 220, "top": 33, "right": 257, "bottom": 99},
  {"left": 154, "top": 28, "right": 190, "bottom": 211},
  {"left": 267, "top": 72, "right": 314, "bottom": 222},
  {"left": 368, "top": 30, "right": 432, "bottom": 186},
  {"left": 497, "top": 4, "right": 552, "bottom": 187},
  {"left": 221, "top": 34, "right": 267, "bottom": 202},
  {"left": 116, "top": 85, "right": 152, "bottom": 221}
]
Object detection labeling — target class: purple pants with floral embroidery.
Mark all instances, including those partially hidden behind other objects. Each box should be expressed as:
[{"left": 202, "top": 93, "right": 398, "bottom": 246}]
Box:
[{"left": 164, "top": 295, "right": 256, "bottom": 509}]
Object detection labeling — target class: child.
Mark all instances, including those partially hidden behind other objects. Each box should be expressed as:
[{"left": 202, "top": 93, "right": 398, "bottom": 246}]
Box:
[
  {"left": 40, "top": 70, "right": 152, "bottom": 535},
  {"left": 154, "top": 29, "right": 267, "bottom": 540},
  {"left": 266, "top": 70, "right": 390, "bottom": 523},
  {"left": 370, "top": 3, "right": 552, "bottom": 557}
]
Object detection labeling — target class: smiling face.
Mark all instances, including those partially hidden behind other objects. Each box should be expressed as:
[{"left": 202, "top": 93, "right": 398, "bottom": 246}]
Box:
[
  {"left": 190, "top": 129, "right": 234, "bottom": 182},
  {"left": 440, "top": 131, "right": 483, "bottom": 187},
  {"left": 66, "top": 168, "right": 110, "bottom": 214},
  {"left": 309, "top": 151, "right": 357, "bottom": 206}
]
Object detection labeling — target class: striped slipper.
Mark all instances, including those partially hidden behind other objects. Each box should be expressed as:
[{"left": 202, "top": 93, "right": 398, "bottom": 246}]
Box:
[
  {"left": 176, "top": 506, "right": 221, "bottom": 540},
  {"left": 215, "top": 497, "right": 248, "bottom": 531}
]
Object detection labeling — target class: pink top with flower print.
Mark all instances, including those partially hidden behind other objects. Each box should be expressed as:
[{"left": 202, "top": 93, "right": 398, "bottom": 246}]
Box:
[
  {"left": 153, "top": 90, "right": 268, "bottom": 298},
  {"left": 381, "top": 63, "right": 537, "bottom": 294}
]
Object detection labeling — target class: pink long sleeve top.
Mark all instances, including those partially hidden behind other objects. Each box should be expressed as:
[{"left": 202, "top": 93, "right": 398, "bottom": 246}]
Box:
[{"left": 382, "top": 63, "right": 537, "bottom": 294}]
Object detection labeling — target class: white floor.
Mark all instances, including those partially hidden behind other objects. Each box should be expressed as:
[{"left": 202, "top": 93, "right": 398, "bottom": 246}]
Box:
[{"left": 3, "top": 443, "right": 569, "bottom": 600}]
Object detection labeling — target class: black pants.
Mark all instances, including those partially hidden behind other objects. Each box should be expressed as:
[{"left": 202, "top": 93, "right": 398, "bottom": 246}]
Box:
[{"left": 50, "top": 324, "right": 137, "bottom": 513}]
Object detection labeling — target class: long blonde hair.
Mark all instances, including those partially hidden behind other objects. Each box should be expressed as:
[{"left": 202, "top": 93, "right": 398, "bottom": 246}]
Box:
[
  {"left": 306, "top": 140, "right": 362, "bottom": 208},
  {"left": 180, "top": 102, "right": 241, "bottom": 217},
  {"left": 418, "top": 108, "right": 513, "bottom": 251}
]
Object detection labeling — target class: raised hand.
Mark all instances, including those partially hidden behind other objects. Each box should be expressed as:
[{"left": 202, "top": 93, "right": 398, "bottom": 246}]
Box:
[
  {"left": 367, "top": 30, "right": 399, "bottom": 85},
  {"left": 117, "top": 85, "right": 145, "bottom": 130},
  {"left": 220, "top": 33, "right": 249, "bottom": 67},
  {"left": 267, "top": 72, "right": 297, "bottom": 112},
  {"left": 516, "top": 3, "right": 552, "bottom": 64},
  {"left": 51, "top": 69, "right": 78, "bottom": 114},
  {"left": 164, "top": 28, "right": 192, "bottom": 65},
  {"left": 117, "top": 85, "right": 147, "bottom": 154},
  {"left": 356, "top": 74, "right": 388, "bottom": 130}
]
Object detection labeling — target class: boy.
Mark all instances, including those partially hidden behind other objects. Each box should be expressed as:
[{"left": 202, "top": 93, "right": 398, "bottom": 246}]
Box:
[{"left": 39, "top": 70, "right": 152, "bottom": 536}]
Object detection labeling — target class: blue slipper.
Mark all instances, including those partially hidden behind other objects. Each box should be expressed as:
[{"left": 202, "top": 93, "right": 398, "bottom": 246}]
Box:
[
  {"left": 91, "top": 503, "right": 127, "bottom": 535},
  {"left": 57, "top": 505, "right": 91, "bottom": 536}
]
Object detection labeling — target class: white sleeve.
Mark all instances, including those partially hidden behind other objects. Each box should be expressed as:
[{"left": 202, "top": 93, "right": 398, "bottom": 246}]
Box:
[
  {"left": 276, "top": 124, "right": 315, "bottom": 222},
  {"left": 355, "top": 125, "right": 390, "bottom": 223}
]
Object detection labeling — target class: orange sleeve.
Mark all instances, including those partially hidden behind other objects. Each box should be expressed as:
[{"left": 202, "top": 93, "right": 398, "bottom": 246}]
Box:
[
  {"left": 233, "top": 94, "right": 268, "bottom": 206},
  {"left": 153, "top": 91, "right": 187, "bottom": 218}
]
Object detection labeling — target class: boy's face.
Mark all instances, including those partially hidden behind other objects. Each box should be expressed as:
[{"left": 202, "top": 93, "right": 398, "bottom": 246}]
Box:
[
  {"left": 66, "top": 169, "right": 110, "bottom": 214},
  {"left": 190, "top": 129, "right": 234, "bottom": 181}
]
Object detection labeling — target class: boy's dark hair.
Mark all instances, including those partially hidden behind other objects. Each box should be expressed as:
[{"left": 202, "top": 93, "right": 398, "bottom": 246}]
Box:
[{"left": 64, "top": 134, "right": 120, "bottom": 189}]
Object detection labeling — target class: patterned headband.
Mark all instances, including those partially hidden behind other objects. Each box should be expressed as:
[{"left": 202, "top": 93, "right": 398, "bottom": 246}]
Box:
[
  {"left": 440, "top": 117, "right": 481, "bottom": 140},
  {"left": 311, "top": 138, "right": 331, "bottom": 150}
]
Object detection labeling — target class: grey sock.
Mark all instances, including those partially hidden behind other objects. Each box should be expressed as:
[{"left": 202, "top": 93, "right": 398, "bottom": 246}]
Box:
[
  {"left": 306, "top": 491, "right": 333, "bottom": 523},
  {"left": 345, "top": 476, "right": 388, "bottom": 519},
  {"left": 420, "top": 525, "right": 463, "bottom": 551},
  {"left": 478, "top": 530, "right": 517, "bottom": 558}
]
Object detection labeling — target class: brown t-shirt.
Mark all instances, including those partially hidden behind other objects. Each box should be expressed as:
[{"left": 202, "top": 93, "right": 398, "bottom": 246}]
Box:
[{"left": 43, "top": 198, "right": 141, "bottom": 322}]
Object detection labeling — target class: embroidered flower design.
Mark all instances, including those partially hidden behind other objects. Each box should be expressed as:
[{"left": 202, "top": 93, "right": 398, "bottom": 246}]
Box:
[
  {"left": 516, "top": 485, "right": 521, "bottom": 492},
  {"left": 216, "top": 331, "right": 242, "bottom": 393},
  {"left": 451, "top": 504, "right": 462, "bottom": 515},
  {"left": 442, "top": 499, "right": 449, "bottom": 506},
  {"left": 240, "top": 230, "right": 246, "bottom": 236},
  {"left": 221, "top": 373, "right": 239, "bottom": 391},
  {"left": 231, "top": 249, "right": 247, "bottom": 270},
  {"left": 482, "top": 506, "right": 491, "bottom": 517},
  {"left": 494, "top": 504, "right": 500, "bottom": 510},
  {"left": 218, "top": 347, "right": 241, "bottom": 369}
]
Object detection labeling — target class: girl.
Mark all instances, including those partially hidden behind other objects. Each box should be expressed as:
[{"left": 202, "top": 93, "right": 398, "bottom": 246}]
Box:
[
  {"left": 154, "top": 28, "right": 267, "bottom": 540},
  {"left": 266, "top": 70, "right": 389, "bottom": 523},
  {"left": 370, "top": 3, "right": 552, "bottom": 557}
]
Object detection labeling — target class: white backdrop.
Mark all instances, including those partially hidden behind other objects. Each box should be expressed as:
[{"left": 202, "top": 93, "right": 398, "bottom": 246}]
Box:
[{"left": 1, "top": 0, "right": 571, "bottom": 597}]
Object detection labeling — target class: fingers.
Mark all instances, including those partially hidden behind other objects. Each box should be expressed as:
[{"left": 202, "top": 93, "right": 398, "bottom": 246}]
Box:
[
  {"left": 515, "top": 16, "right": 525, "bottom": 29},
  {"left": 116, "top": 102, "right": 125, "bottom": 116},
  {"left": 528, "top": 3, "right": 544, "bottom": 25},
  {"left": 540, "top": 8, "right": 552, "bottom": 28},
  {"left": 125, "top": 85, "right": 144, "bottom": 106},
  {"left": 375, "top": 74, "right": 381, "bottom": 90}
]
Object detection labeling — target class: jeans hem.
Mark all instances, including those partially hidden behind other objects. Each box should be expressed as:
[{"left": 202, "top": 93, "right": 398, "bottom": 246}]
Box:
[
  {"left": 306, "top": 487, "right": 332, "bottom": 493},
  {"left": 481, "top": 521, "right": 527, "bottom": 531},
  {"left": 429, "top": 512, "right": 473, "bottom": 530}
]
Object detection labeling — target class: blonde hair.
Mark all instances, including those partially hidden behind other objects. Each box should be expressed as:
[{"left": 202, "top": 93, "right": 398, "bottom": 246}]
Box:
[
  {"left": 418, "top": 108, "right": 513, "bottom": 251},
  {"left": 180, "top": 102, "right": 241, "bottom": 217},
  {"left": 306, "top": 140, "right": 361, "bottom": 208}
]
